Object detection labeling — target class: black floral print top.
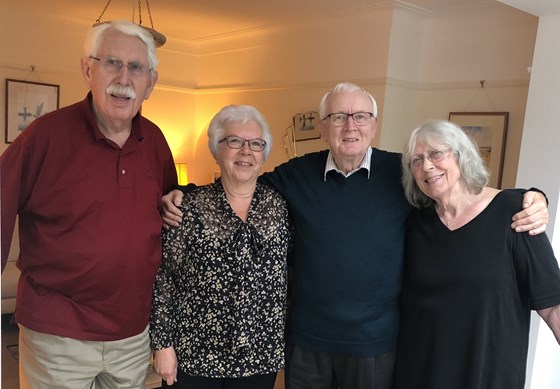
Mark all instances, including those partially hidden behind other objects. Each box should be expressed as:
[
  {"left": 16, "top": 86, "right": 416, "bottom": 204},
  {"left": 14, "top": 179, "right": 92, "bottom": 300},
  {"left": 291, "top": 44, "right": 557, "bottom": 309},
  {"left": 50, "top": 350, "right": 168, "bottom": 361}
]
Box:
[{"left": 150, "top": 181, "right": 292, "bottom": 378}]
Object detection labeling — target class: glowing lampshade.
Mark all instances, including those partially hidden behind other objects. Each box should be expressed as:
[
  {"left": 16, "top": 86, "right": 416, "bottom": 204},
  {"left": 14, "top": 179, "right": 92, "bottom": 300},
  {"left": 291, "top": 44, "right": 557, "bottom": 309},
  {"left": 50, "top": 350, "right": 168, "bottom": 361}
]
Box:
[{"left": 175, "top": 163, "right": 188, "bottom": 185}]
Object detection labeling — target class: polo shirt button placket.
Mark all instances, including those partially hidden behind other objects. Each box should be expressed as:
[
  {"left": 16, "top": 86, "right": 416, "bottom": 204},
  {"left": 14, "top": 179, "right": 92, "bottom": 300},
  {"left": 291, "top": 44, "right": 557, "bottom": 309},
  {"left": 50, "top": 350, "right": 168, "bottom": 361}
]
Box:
[{"left": 118, "top": 163, "right": 132, "bottom": 188}]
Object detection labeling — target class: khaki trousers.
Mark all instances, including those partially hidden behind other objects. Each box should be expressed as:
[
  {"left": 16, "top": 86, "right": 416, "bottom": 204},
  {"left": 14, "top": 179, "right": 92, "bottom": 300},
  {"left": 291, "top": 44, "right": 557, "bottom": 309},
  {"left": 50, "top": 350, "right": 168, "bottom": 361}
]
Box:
[{"left": 19, "top": 324, "right": 151, "bottom": 389}]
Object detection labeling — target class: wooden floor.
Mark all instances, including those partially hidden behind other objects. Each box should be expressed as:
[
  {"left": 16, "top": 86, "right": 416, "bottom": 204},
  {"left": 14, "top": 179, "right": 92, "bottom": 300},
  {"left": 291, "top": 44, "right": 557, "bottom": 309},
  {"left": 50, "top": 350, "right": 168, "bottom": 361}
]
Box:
[{"left": 1, "top": 314, "right": 284, "bottom": 388}]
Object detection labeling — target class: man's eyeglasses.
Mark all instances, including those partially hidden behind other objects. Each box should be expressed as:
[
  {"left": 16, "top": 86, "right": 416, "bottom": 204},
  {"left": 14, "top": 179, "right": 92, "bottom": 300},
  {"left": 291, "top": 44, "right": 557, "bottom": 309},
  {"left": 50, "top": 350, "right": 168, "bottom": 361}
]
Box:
[
  {"left": 410, "top": 149, "right": 450, "bottom": 168},
  {"left": 322, "top": 112, "right": 374, "bottom": 126},
  {"left": 89, "top": 56, "right": 152, "bottom": 78},
  {"left": 219, "top": 136, "right": 266, "bottom": 152}
]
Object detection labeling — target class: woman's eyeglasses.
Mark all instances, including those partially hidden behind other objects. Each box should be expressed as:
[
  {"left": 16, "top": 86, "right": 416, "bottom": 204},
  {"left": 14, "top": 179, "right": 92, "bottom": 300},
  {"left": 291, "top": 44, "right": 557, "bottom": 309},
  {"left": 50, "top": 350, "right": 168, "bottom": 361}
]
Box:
[
  {"left": 219, "top": 136, "right": 266, "bottom": 152},
  {"left": 411, "top": 149, "right": 450, "bottom": 168}
]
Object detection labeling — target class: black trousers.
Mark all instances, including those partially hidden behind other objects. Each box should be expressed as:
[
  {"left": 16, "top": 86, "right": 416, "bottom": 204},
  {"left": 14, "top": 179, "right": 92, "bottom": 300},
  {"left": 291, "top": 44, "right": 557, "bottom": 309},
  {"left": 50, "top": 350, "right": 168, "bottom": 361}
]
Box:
[
  {"left": 284, "top": 343, "right": 395, "bottom": 389},
  {"left": 162, "top": 369, "right": 277, "bottom": 389}
]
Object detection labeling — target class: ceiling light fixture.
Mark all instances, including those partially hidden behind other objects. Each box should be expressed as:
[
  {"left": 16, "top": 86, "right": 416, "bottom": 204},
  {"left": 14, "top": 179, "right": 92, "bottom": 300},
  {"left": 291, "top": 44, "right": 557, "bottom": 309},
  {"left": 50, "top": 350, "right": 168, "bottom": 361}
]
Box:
[{"left": 94, "top": 0, "right": 166, "bottom": 47}]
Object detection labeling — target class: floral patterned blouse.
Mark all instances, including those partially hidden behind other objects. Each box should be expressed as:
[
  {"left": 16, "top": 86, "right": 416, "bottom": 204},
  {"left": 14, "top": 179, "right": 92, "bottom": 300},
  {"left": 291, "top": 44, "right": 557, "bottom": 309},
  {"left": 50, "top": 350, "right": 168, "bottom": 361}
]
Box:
[{"left": 150, "top": 181, "right": 292, "bottom": 378}]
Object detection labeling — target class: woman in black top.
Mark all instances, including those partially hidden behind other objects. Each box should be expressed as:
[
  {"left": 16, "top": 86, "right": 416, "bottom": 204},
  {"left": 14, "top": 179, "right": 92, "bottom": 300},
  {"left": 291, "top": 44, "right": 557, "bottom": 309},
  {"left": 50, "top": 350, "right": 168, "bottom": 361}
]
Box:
[{"left": 394, "top": 120, "right": 560, "bottom": 389}]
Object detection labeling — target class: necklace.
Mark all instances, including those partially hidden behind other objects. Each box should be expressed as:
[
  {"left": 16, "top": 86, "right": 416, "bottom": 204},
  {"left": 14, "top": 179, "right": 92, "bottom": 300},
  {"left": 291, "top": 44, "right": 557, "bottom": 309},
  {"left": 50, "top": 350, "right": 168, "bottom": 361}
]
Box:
[{"left": 436, "top": 208, "right": 451, "bottom": 227}]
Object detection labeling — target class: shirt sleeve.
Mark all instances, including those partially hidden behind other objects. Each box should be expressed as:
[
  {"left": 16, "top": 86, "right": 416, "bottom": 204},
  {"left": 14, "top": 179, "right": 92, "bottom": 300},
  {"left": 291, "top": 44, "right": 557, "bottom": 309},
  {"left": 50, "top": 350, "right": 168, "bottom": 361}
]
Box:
[
  {"left": 177, "top": 183, "right": 198, "bottom": 194},
  {"left": 0, "top": 129, "right": 42, "bottom": 271},
  {"left": 258, "top": 162, "right": 293, "bottom": 197},
  {"left": 150, "top": 204, "right": 188, "bottom": 349},
  {"left": 513, "top": 231, "right": 560, "bottom": 310},
  {"left": 505, "top": 187, "right": 548, "bottom": 205}
]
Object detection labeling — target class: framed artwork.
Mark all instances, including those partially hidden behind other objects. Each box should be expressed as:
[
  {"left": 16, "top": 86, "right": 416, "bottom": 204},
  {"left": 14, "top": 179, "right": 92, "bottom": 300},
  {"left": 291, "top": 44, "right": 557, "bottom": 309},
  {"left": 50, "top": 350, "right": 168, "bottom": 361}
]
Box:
[
  {"left": 5, "top": 79, "right": 60, "bottom": 143},
  {"left": 449, "top": 111, "right": 509, "bottom": 188},
  {"left": 293, "top": 111, "right": 320, "bottom": 141}
]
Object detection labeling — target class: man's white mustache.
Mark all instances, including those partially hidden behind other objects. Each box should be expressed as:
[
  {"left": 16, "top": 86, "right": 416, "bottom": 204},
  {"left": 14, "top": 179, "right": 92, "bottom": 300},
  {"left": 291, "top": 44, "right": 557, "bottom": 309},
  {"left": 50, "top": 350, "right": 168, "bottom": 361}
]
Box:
[{"left": 106, "top": 85, "right": 136, "bottom": 100}]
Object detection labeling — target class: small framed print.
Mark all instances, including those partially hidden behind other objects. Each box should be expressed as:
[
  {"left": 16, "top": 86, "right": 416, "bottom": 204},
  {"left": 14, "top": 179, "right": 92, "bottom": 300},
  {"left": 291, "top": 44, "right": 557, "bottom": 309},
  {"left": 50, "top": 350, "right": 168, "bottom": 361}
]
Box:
[
  {"left": 293, "top": 111, "right": 320, "bottom": 141},
  {"left": 5, "top": 79, "right": 60, "bottom": 143}
]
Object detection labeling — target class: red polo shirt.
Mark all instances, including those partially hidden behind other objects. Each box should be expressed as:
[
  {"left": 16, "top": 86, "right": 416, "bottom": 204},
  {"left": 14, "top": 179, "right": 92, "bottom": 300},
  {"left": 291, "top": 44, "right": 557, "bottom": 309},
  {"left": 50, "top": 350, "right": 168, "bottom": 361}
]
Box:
[{"left": 1, "top": 94, "right": 177, "bottom": 341}]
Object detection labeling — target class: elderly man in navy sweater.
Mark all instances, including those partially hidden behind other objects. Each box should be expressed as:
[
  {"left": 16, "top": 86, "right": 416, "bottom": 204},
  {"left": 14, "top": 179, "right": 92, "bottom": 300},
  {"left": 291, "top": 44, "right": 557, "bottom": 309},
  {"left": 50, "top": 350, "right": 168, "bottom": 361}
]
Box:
[{"left": 161, "top": 82, "right": 548, "bottom": 389}]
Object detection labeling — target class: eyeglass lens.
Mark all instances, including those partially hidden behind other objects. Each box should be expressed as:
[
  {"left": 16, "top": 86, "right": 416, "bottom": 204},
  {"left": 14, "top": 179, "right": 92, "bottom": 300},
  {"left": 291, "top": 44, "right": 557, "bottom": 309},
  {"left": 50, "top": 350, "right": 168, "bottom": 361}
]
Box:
[
  {"left": 221, "top": 136, "right": 266, "bottom": 152},
  {"left": 325, "top": 112, "right": 373, "bottom": 126},
  {"left": 90, "top": 56, "right": 150, "bottom": 77},
  {"left": 411, "top": 150, "right": 447, "bottom": 167}
]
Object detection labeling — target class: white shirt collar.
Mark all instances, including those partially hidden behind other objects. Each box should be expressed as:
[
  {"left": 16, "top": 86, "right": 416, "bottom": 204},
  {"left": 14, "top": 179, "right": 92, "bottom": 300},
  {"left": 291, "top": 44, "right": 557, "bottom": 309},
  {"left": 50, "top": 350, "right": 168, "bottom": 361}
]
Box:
[{"left": 324, "top": 147, "right": 372, "bottom": 181}]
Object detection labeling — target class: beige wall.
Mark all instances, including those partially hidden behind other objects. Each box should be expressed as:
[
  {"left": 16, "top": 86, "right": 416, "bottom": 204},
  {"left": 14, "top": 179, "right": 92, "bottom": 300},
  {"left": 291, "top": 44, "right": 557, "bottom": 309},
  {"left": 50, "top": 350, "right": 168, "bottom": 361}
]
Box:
[
  {"left": 1, "top": 2, "right": 537, "bottom": 180},
  {"left": 380, "top": 5, "right": 537, "bottom": 189}
]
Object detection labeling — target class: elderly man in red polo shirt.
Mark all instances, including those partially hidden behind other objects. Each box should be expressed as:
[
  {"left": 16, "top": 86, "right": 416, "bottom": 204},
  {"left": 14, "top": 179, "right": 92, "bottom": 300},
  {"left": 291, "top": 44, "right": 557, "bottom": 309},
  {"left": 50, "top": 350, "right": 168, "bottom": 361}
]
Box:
[{"left": 0, "top": 20, "right": 177, "bottom": 388}]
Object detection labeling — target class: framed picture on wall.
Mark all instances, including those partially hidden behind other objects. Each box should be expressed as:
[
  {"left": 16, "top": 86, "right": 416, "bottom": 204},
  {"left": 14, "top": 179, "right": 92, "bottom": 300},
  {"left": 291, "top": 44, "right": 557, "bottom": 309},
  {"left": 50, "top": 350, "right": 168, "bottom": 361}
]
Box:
[
  {"left": 5, "top": 79, "right": 60, "bottom": 143},
  {"left": 449, "top": 111, "right": 509, "bottom": 188},
  {"left": 293, "top": 111, "right": 320, "bottom": 141}
]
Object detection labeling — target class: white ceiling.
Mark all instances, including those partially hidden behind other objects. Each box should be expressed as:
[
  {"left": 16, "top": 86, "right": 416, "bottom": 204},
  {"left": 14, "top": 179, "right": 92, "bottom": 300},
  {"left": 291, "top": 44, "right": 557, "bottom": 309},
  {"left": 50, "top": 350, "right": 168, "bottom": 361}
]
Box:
[
  {"left": 498, "top": 0, "right": 560, "bottom": 16},
  {"left": 39, "top": 0, "right": 499, "bottom": 42},
  {"left": 30, "top": 0, "right": 560, "bottom": 44}
]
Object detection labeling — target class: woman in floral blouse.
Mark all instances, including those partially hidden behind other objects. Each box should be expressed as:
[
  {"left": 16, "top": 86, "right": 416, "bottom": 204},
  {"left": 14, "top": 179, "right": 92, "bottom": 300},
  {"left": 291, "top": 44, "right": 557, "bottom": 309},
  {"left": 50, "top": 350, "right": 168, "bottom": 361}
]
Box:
[{"left": 150, "top": 104, "right": 293, "bottom": 389}]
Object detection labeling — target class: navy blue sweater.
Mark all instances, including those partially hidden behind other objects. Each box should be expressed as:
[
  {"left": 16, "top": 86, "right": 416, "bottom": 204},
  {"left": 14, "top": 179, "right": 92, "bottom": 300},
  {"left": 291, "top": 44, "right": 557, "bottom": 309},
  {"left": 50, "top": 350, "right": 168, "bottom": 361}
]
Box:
[{"left": 260, "top": 148, "right": 411, "bottom": 357}]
